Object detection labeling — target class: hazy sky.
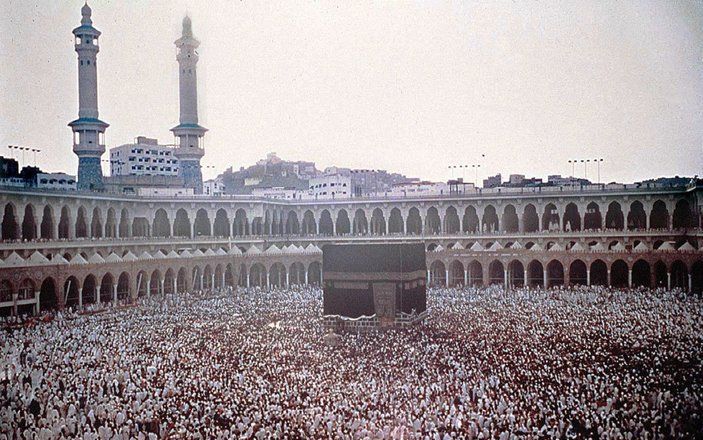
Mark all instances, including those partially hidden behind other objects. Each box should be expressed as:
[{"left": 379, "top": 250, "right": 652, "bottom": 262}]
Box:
[{"left": 1, "top": 0, "right": 702, "bottom": 184}]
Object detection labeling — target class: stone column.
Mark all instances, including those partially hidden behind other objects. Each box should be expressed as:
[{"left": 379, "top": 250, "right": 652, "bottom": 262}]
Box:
[
  {"left": 543, "top": 269, "right": 548, "bottom": 289},
  {"left": 246, "top": 272, "right": 250, "bottom": 288},
  {"left": 445, "top": 269, "right": 450, "bottom": 287},
  {"left": 304, "top": 269, "right": 309, "bottom": 285},
  {"left": 607, "top": 270, "right": 611, "bottom": 287},
  {"left": 586, "top": 269, "right": 591, "bottom": 286},
  {"left": 173, "top": 277, "right": 177, "bottom": 295},
  {"left": 628, "top": 269, "right": 632, "bottom": 288},
  {"left": 504, "top": 268, "right": 509, "bottom": 290},
  {"left": 199, "top": 273, "right": 204, "bottom": 290},
  {"left": 667, "top": 272, "right": 671, "bottom": 290},
  {"left": 222, "top": 272, "right": 226, "bottom": 289},
  {"left": 78, "top": 287, "right": 83, "bottom": 309},
  {"left": 427, "top": 269, "right": 431, "bottom": 285},
  {"left": 113, "top": 284, "right": 118, "bottom": 303},
  {"left": 266, "top": 272, "right": 270, "bottom": 289},
  {"left": 286, "top": 272, "right": 290, "bottom": 287},
  {"left": 34, "top": 290, "right": 40, "bottom": 315},
  {"left": 523, "top": 267, "right": 528, "bottom": 287},
  {"left": 464, "top": 269, "right": 468, "bottom": 287},
  {"left": 12, "top": 293, "right": 17, "bottom": 316},
  {"left": 160, "top": 278, "right": 165, "bottom": 295},
  {"left": 688, "top": 274, "right": 692, "bottom": 292},
  {"left": 96, "top": 285, "right": 101, "bottom": 306},
  {"left": 211, "top": 274, "right": 215, "bottom": 290},
  {"left": 52, "top": 221, "right": 59, "bottom": 240}
]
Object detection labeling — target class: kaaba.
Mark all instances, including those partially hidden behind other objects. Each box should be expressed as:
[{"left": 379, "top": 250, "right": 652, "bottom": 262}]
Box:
[{"left": 323, "top": 243, "right": 427, "bottom": 329}]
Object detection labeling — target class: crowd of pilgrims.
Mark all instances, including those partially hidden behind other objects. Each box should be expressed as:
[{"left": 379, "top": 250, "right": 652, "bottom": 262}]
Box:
[{"left": 1, "top": 284, "right": 701, "bottom": 439}]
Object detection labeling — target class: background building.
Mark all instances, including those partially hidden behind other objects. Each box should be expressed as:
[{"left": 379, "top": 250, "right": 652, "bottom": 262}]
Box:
[
  {"left": 109, "top": 137, "right": 179, "bottom": 177},
  {"left": 308, "top": 174, "right": 351, "bottom": 199}
]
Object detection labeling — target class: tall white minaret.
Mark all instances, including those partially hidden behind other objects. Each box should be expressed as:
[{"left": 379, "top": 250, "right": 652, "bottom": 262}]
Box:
[
  {"left": 69, "top": 2, "right": 108, "bottom": 191},
  {"left": 171, "top": 16, "right": 207, "bottom": 194}
]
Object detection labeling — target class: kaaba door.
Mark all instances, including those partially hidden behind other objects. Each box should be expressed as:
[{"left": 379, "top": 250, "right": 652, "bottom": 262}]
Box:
[{"left": 373, "top": 282, "right": 396, "bottom": 327}]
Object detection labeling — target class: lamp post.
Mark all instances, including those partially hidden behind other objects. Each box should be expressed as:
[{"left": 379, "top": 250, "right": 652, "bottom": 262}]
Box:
[
  {"left": 471, "top": 164, "right": 481, "bottom": 186},
  {"left": 8, "top": 145, "right": 42, "bottom": 168},
  {"left": 595, "top": 158, "right": 603, "bottom": 184}
]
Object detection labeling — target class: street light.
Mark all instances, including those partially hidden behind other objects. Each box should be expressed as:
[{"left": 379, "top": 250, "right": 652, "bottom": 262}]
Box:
[{"left": 594, "top": 158, "right": 604, "bottom": 184}]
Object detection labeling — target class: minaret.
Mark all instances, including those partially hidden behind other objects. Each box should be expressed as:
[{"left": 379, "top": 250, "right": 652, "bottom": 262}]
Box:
[
  {"left": 171, "top": 16, "right": 207, "bottom": 194},
  {"left": 69, "top": 2, "right": 108, "bottom": 191}
]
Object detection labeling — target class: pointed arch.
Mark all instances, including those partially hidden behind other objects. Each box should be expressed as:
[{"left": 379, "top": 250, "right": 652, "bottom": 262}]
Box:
[
  {"left": 285, "top": 211, "right": 300, "bottom": 235},
  {"left": 627, "top": 201, "right": 646, "bottom": 230},
  {"left": 488, "top": 260, "right": 505, "bottom": 285},
  {"left": 462, "top": 206, "right": 479, "bottom": 233},
  {"left": 173, "top": 209, "right": 191, "bottom": 237},
  {"left": 302, "top": 210, "right": 317, "bottom": 235},
  {"left": 233, "top": 209, "right": 249, "bottom": 236},
  {"left": 508, "top": 260, "right": 525, "bottom": 287},
  {"left": 605, "top": 201, "right": 624, "bottom": 230},
  {"left": 546, "top": 260, "right": 564, "bottom": 287},
  {"left": 352, "top": 209, "right": 368, "bottom": 235},
  {"left": 563, "top": 203, "right": 581, "bottom": 231},
  {"left": 449, "top": 260, "right": 464, "bottom": 287},
  {"left": 153, "top": 209, "right": 171, "bottom": 237},
  {"left": 370, "top": 208, "right": 386, "bottom": 235},
  {"left": 502, "top": 205, "right": 518, "bottom": 233},
  {"left": 40, "top": 205, "right": 55, "bottom": 239},
  {"left": 118, "top": 208, "right": 129, "bottom": 237},
  {"left": 1, "top": 203, "right": 19, "bottom": 240},
  {"left": 632, "top": 260, "right": 651, "bottom": 287},
  {"left": 526, "top": 260, "right": 544, "bottom": 287},
  {"left": 673, "top": 199, "right": 695, "bottom": 229},
  {"left": 406, "top": 207, "right": 422, "bottom": 235},
  {"left": 131, "top": 217, "right": 149, "bottom": 237},
  {"left": 90, "top": 207, "right": 102, "bottom": 238},
  {"left": 569, "top": 260, "right": 587, "bottom": 286},
  {"left": 193, "top": 208, "right": 211, "bottom": 236},
  {"left": 213, "top": 208, "right": 230, "bottom": 236},
  {"left": 611, "top": 260, "right": 628, "bottom": 287},
  {"left": 430, "top": 260, "right": 446, "bottom": 286},
  {"left": 75, "top": 206, "right": 88, "bottom": 238},
  {"left": 100, "top": 273, "right": 114, "bottom": 303},
  {"left": 40, "top": 278, "right": 58, "bottom": 311},
  {"left": 335, "top": 209, "right": 350, "bottom": 235},
  {"left": 388, "top": 208, "right": 404, "bottom": 234},
  {"left": 482, "top": 205, "right": 499, "bottom": 233},
  {"left": 584, "top": 202, "right": 602, "bottom": 230},
  {"left": 104, "top": 207, "right": 116, "bottom": 237},
  {"left": 542, "top": 204, "right": 559, "bottom": 231},
  {"left": 444, "top": 206, "right": 460, "bottom": 234},
  {"left": 522, "top": 204, "right": 539, "bottom": 232},
  {"left": 319, "top": 210, "right": 334, "bottom": 235},
  {"left": 649, "top": 200, "right": 669, "bottom": 230}
]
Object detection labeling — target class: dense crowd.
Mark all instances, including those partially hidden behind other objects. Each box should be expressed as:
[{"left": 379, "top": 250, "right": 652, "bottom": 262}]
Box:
[{"left": 1, "top": 285, "right": 702, "bottom": 439}]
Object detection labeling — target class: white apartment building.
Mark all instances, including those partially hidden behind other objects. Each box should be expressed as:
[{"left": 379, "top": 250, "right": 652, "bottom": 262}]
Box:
[
  {"left": 387, "top": 181, "right": 449, "bottom": 197},
  {"left": 308, "top": 174, "right": 351, "bottom": 199},
  {"left": 109, "top": 137, "right": 179, "bottom": 177},
  {"left": 204, "top": 178, "right": 225, "bottom": 196},
  {"left": 251, "top": 187, "right": 303, "bottom": 200},
  {"left": 36, "top": 173, "right": 77, "bottom": 191}
]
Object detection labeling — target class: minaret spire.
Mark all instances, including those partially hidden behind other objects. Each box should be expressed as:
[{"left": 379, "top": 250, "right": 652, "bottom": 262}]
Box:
[
  {"left": 69, "top": 1, "right": 108, "bottom": 191},
  {"left": 171, "top": 15, "right": 207, "bottom": 194}
]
